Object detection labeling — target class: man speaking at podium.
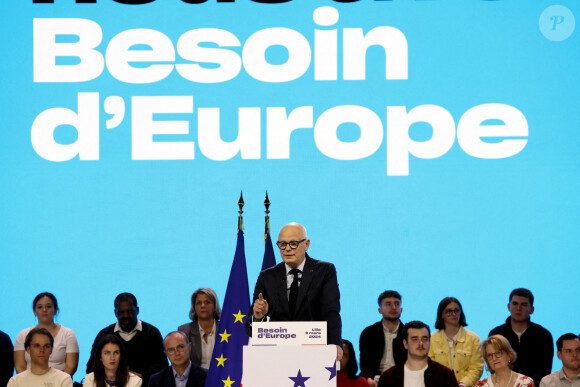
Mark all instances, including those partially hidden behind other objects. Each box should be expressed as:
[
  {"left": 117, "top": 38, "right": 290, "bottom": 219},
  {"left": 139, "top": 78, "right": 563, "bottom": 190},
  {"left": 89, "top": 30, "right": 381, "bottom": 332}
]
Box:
[{"left": 246, "top": 222, "right": 343, "bottom": 360}]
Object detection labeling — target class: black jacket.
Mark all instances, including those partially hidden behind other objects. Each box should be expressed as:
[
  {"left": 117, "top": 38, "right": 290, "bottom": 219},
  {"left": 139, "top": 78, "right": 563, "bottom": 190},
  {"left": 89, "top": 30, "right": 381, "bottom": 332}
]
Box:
[
  {"left": 359, "top": 320, "right": 407, "bottom": 379},
  {"left": 149, "top": 363, "right": 207, "bottom": 387},
  {"left": 86, "top": 321, "right": 168, "bottom": 387},
  {"left": 489, "top": 317, "right": 553, "bottom": 386},
  {"left": 246, "top": 254, "right": 342, "bottom": 346}
]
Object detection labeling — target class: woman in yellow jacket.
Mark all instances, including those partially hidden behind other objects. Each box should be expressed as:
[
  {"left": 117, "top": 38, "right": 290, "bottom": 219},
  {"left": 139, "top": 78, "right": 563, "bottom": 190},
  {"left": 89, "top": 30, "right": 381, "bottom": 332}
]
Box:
[{"left": 428, "top": 297, "right": 484, "bottom": 387}]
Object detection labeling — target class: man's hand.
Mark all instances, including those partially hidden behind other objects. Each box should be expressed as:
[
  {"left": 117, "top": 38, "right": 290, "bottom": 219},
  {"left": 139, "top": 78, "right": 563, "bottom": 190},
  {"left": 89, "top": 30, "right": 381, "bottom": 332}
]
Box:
[
  {"left": 336, "top": 345, "right": 343, "bottom": 361},
  {"left": 253, "top": 293, "right": 269, "bottom": 320},
  {"left": 367, "top": 378, "right": 378, "bottom": 387}
]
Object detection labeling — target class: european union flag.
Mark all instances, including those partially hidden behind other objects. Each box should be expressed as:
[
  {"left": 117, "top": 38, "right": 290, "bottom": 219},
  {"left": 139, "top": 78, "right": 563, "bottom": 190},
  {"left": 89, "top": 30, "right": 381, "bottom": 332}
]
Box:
[
  {"left": 261, "top": 231, "right": 276, "bottom": 271},
  {"left": 205, "top": 230, "right": 250, "bottom": 387}
]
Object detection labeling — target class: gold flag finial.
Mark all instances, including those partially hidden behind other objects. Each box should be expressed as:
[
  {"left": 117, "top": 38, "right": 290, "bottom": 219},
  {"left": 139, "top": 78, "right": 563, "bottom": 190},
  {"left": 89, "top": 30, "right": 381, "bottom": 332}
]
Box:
[
  {"left": 237, "top": 191, "right": 244, "bottom": 233},
  {"left": 264, "top": 191, "right": 271, "bottom": 242}
]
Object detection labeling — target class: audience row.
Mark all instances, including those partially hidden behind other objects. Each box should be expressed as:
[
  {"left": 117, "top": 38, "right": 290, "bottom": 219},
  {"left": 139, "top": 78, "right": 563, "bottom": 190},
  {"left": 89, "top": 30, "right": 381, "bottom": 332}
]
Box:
[{"left": 1, "top": 288, "right": 578, "bottom": 387}]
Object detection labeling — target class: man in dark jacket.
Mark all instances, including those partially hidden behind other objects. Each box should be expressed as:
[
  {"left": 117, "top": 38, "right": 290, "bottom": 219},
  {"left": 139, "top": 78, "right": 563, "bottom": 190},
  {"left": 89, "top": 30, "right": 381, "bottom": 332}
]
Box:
[
  {"left": 86, "top": 293, "right": 167, "bottom": 387},
  {"left": 360, "top": 290, "right": 407, "bottom": 382},
  {"left": 378, "top": 321, "right": 458, "bottom": 387},
  {"left": 149, "top": 332, "right": 207, "bottom": 387},
  {"left": 489, "top": 288, "right": 553, "bottom": 386}
]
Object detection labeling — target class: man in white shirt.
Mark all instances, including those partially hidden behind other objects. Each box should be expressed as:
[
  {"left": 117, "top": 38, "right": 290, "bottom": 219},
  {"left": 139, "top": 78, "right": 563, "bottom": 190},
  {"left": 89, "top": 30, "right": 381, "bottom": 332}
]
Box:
[
  {"left": 377, "top": 321, "right": 458, "bottom": 387},
  {"left": 7, "top": 328, "right": 72, "bottom": 387},
  {"left": 540, "top": 333, "right": 580, "bottom": 387}
]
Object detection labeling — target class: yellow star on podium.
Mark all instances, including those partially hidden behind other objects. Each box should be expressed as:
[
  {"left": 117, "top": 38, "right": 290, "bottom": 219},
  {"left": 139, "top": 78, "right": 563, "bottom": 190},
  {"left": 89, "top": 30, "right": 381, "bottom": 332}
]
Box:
[
  {"left": 215, "top": 354, "right": 227, "bottom": 367},
  {"left": 233, "top": 310, "right": 246, "bottom": 323},
  {"left": 222, "top": 376, "right": 235, "bottom": 387},
  {"left": 219, "top": 329, "right": 231, "bottom": 343}
]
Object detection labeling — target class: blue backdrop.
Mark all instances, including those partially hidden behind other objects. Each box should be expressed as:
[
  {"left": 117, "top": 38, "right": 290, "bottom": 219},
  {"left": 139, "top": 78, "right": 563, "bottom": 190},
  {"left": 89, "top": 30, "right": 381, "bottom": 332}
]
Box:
[{"left": 1, "top": 0, "right": 578, "bottom": 382}]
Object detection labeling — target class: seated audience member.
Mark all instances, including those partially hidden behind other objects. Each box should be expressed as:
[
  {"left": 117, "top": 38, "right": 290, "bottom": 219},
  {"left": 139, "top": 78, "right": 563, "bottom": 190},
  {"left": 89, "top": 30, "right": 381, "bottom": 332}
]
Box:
[
  {"left": 338, "top": 339, "right": 370, "bottom": 387},
  {"left": 8, "top": 328, "right": 72, "bottom": 387},
  {"left": 475, "top": 334, "right": 534, "bottom": 387},
  {"left": 177, "top": 288, "right": 221, "bottom": 370},
  {"left": 489, "top": 288, "right": 553, "bottom": 386},
  {"left": 540, "top": 333, "right": 580, "bottom": 387},
  {"left": 13, "top": 292, "right": 79, "bottom": 376},
  {"left": 1, "top": 329, "right": 15, "bottom": 387},
  {"left": 149, "top": 331, "right": 207, "bottom": 387},
  {"left": 83, "top": 335, "right": 142, "bottom": 387},
  {"left": 378, "top": 321, "right": 458, "bottom": 387},
  {"left": 428, "top": 297, "right": 483, "bottom": 387},
  {"left": 86, "top": 293, "right": 167, "bottom": 387},
  {"left": 359, "top": 290, "right": 406, "bottom": 384}
]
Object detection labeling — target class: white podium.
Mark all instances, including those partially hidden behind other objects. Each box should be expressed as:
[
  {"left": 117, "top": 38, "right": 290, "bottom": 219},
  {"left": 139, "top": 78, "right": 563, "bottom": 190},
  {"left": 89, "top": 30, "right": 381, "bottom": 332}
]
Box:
[{"left": 242, "top": 322, "right": 338, "bottom": 387}]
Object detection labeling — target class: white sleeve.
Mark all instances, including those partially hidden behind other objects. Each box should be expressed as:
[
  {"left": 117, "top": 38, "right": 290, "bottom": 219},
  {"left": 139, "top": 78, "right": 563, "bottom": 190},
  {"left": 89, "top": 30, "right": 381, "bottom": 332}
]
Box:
[
  {"left": 14, "top": 327, "right": 32, "bottom": 351},
  {"left": 62, "top": 327, "right": 79, "bottom": 353}
]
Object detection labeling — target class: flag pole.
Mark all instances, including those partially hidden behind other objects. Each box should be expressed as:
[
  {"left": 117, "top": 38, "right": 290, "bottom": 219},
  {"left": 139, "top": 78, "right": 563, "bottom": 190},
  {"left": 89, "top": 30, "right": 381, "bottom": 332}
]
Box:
[
  {"left": 238, "top": 191, "right": 244, "bottom": 233},
  {"left": 261, "top": 191, "right": 276, "bottom": 271},
  {"left": 264, "top": 191, "right": 270, "bottom": 243}
]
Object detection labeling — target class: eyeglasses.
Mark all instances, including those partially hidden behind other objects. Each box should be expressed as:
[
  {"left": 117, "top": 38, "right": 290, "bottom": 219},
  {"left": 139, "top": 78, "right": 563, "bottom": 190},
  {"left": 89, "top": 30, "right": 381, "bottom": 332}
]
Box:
[
  {"left": 165, "top": 344, "right": 187, "bottom": 355},
  {"left": 276, "top": 239, "right": 306, "bottom": 250},
  {"left": 444, "top": 308, "right": 461, "bottom": 315},
  {"left": 485, "top": 350, "right": 504, "bottom": 361}
]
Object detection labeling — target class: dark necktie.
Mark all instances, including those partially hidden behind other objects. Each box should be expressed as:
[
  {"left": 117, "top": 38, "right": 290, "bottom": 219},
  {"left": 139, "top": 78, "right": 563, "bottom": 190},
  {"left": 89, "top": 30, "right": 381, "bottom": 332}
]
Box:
[{"left": 288, "top": 268, "right": 301, "bottom": 317}]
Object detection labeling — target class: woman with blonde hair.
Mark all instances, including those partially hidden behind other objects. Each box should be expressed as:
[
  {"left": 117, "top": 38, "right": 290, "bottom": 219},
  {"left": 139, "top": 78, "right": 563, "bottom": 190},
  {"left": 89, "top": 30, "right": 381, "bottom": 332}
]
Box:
[
  {"left": 475, "top": 335, "right": 534, "bottom": 387},
  {"left": 178, "top": 288, "right": 221, "bottom": 369}
]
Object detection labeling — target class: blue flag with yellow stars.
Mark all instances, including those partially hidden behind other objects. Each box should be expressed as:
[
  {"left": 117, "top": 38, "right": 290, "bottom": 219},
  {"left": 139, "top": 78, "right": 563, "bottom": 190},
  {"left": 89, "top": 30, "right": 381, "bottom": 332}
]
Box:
[{"left": 205, "top": 230, "right": 250, "bottom": 387}]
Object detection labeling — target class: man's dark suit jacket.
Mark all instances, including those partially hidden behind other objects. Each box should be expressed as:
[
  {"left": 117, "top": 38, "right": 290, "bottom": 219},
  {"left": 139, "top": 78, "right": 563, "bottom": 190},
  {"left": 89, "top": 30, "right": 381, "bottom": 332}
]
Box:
[
  {"left": 245, "top": 254, "right": 342, "bottom": 346},
  {"left": 149, "top": 363, "right": 207, "bottom": 387},
  {"left": 377, "top": 358, "right": 459, "bottom": 387},
  {"left": 359, "top": 320, "right": 407, "bottom": 379}
]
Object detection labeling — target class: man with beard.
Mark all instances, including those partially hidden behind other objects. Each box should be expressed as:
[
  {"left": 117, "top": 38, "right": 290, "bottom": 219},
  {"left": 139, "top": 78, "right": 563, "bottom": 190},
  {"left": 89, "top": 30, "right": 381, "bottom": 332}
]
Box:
[
  {"left": 360, "top": 290, "right": 407, "bottom": 384},
  {"left": 86, "top": 293, "right": 167, "bottom": 387},
  {"left": 540, "top": 333, "right": 580, "bottom": 387},
  {"left": 377, "top": 321, "right": 458, "bottom": 387}
]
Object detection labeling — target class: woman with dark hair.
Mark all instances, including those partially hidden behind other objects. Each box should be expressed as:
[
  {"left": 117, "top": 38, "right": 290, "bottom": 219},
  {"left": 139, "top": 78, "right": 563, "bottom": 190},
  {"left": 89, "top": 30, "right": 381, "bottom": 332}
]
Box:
[
  {"left": 338, "top": 339, "right": 369, "bottom": 387},
  {"left": 428, "top": 297, "right": 484, "bottom": 387},
  {"left": 14, "top": 292, "right": 79, "bottom": 376},
  {"left": 84, "top": 335, "right": 142, "bottom": 387},
  {"left": 475, "top": 335, "right": 534, "bottom": 387},
  {"left": 178, "top": 288, "right": 221, "bottom": 369}
]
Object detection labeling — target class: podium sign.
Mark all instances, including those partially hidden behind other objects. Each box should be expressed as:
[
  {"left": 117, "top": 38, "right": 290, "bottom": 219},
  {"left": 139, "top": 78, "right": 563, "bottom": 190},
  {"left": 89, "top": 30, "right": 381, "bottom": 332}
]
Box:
[
  {"left": 251, "top": 321, "right": 327, "bottom": 346},
  {"left": 242, "top": 345, "right": 338, "bottom": 387}
]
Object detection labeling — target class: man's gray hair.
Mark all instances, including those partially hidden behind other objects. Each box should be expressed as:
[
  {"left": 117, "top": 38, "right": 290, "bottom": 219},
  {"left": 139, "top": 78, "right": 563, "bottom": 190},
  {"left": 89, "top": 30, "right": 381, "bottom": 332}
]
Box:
[{"left": 163, "top": 331, "right": 189, "bottom": 348}]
